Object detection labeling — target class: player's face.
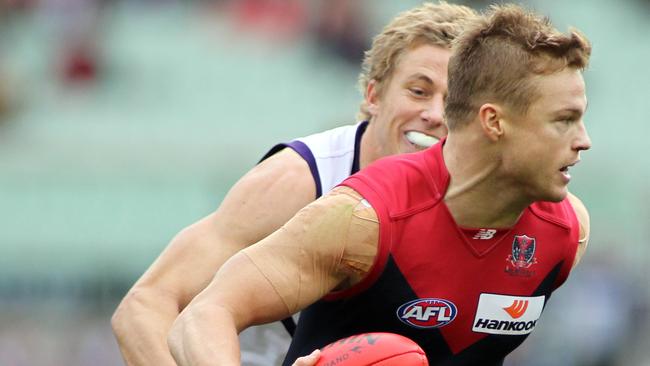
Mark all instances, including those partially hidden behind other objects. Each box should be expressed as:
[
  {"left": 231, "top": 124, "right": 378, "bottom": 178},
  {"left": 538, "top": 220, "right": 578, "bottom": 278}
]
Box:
[
  {"left": 366, "top": 44, "right": 450, "bottom": 157},
  {"left": 500, "top": 68, "right": 591, "bottom": 202}
]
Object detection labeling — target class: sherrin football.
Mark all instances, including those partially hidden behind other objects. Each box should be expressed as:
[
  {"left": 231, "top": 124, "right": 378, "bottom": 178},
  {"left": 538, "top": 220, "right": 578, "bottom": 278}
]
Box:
[{"left": 315, "top": 332, "right": 428, "bottom": 366}]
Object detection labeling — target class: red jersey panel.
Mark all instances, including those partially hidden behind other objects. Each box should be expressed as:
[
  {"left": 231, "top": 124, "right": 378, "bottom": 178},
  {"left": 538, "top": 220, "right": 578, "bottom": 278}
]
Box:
[{"left": 283, "top": 141, "right": 580, "bottom": 366}]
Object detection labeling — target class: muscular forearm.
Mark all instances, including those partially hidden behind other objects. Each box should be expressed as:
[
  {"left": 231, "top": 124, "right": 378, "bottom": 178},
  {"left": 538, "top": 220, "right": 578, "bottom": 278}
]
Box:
[
  {"left": 168, "top": 302, "right": 242, "bottom": 366},
  {"left": 112, "top": 289, "right": 180, "bottom": 366},
  {"left": 167, "top": 251, "right": 295, "bottom": 366}
]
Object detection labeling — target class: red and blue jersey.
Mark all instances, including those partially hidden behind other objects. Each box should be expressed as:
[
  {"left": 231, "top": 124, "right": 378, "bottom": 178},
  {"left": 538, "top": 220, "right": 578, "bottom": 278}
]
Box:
[{"left": 283, "top": 141, "right": 580, "bottom": 365}]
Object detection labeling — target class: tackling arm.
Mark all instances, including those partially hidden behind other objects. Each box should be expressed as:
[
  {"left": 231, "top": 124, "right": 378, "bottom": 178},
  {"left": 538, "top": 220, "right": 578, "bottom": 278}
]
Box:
[
  {"left": 167, "top": 187, "right": 379, "bottom": 366},
  {"left": 111, "top": 148, "right": 316, "bottom": 366}
]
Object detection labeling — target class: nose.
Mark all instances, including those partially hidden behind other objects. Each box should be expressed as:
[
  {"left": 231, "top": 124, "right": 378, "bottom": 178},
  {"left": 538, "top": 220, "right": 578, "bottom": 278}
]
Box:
[
  {"left": 574, "top": 120, "right": 592, "bottom": 152},
  {"left": 420, "top": 94, "right": 446, "bottom": 135}
]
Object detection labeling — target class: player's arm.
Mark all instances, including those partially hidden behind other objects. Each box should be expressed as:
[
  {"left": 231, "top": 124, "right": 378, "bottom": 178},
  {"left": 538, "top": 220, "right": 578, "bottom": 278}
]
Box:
[
  {"left": 567, "top": 192, "right": 590, "bottom": 268},
  {"left": 111, "top": 148, "right": 316, "bottom": 366},
  {"left": 167, "top": 187, "right": 379, "bottom": 366}
]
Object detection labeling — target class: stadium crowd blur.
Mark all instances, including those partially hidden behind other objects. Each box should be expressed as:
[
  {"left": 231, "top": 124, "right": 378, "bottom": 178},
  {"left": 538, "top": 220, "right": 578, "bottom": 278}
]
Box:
[{"left": 1, "top": 0, "right": 649, "bottom": 365}]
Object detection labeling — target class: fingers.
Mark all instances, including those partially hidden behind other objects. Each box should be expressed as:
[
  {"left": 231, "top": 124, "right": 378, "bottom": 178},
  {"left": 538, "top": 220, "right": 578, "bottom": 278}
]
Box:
[{"left": 291, "top": 349, "right": 321, "bottom": 366}]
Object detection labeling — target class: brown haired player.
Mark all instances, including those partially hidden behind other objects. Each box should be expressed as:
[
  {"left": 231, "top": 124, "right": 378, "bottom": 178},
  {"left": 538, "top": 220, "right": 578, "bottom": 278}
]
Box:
[{"left": 168, "top": 4, "right": 592, "bottom": 365}]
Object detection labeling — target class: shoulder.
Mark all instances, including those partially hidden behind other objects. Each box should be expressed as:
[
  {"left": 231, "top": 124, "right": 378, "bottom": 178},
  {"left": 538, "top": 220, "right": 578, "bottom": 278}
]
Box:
[
  {"left": 302, "top": 186, "right": 376, "bottom": 220},
  {"left": 342, "top": 151, "right": 441, "bottom": 216},
  {"left": 237, "top": 147, "right": 316, "bottom": 202},
  {"left": 296, "top": 123, "right": 362, "bottom": 162},
  {"left": 257, "top": 146, "right": 313, "bottom": 178},
  {"left": 213, "top": 147, "right": 316, "bottom": 243},
  {"left": 566, "top": 193, "right": 589, "bottom": 227},
  {"left": 349, "top": 153, "right": 429, "bottom": 186},
  {"left": 296, "top": 186, "right": 379, "bottom": 237},
  {"left": 304, "top": 186, "right": 380, "bottom": 291},
  {"left": 298, "top": 123, "right": 360, "bottom": 146},
  {"left": 566, "top": 192, "right": 590, "bottom": 268},
  {"left": 530, "top": 194, "right": 587, "bottom": 230}
]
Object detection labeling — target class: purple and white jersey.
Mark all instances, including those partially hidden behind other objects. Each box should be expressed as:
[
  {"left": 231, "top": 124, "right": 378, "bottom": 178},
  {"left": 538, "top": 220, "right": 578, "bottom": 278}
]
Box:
[{"left": 262, "top": 121, "right": 368, "bottom": 197}]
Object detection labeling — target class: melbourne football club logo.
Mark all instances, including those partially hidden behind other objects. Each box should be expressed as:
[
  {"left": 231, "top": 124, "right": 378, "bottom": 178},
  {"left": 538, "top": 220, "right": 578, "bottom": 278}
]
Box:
[
  {"left": 396, "top": 298, "right": 457, "bottom": 329},
  {"left": 505, "top": 235, "right": 538, "bottom": 277}
]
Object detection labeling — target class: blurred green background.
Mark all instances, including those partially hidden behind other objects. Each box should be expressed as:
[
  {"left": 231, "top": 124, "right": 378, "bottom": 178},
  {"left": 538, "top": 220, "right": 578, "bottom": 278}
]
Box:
[{"left": 0, "top": 0, "right": 648, "bottom": 365}]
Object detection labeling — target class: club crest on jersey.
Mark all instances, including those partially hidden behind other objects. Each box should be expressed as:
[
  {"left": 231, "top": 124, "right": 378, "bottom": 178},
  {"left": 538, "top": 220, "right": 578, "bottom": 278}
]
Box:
[
  {"left": 396, "top": 298, "right": 457, "bottom": 329},
  {"left": 505, "top": 235, "right": 538, "bottom": 277}
]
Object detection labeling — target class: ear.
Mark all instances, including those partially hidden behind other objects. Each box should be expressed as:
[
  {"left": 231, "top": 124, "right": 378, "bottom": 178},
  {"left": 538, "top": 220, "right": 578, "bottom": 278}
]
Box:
[
  {"left": 365, "top": 79, "right": 381, "bottom": 116},
  {"left": 478, "top": 103, "right": 504, "bottom": 141}
]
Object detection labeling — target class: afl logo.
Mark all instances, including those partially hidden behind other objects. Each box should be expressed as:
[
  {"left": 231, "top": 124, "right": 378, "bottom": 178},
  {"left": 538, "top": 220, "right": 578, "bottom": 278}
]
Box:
[{"left": 396, "top": 298, "right": 458, "bottom": 329}]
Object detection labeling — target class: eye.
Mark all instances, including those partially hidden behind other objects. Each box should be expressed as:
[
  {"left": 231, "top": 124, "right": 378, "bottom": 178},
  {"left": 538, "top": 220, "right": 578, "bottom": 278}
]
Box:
[
  {"left": 556, "top": 117, "right": 575, "bottom": 124},
  {"left": 554, "top": 118, "right": 575, "bottom": 132},
  {"left": 409, "top": 87, "right": 428, "bottom": 98}
]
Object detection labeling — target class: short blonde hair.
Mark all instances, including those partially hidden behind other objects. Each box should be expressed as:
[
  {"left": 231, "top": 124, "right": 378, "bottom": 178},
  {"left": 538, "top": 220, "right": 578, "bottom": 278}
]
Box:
[
  {"left": 445, "top": 4, "right": 592, "bottom": 130},
  {"left": 357, "top": 2, "right": 478, "bottom": 121}
]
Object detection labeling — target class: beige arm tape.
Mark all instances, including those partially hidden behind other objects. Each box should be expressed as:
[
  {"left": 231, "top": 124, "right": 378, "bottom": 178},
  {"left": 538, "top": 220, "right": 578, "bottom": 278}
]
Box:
[{"left": 241, "top": 186, "right": 379, "bottom": 314}]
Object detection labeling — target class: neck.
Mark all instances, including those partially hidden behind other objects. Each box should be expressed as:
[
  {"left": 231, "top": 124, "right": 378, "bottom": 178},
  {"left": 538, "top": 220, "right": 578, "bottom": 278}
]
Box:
[
  {"left": 359, "top": 121, "right": 380, "bottom": 170},
  {"left": 443, "top": 132, "right": 532, "bottom": 228}
]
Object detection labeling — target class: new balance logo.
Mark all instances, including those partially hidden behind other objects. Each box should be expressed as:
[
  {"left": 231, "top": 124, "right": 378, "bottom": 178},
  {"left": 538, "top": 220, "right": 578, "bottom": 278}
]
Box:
[
  {"left": 473, "top": 229, "right": 497, "bottom": 240},
  {"left": 503, "top": 300, "right": 529, "bottom": 319}
]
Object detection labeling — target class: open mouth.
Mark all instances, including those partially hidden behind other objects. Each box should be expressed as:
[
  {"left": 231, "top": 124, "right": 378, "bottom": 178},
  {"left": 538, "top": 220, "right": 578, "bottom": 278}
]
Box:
[
  {"left": 559, "top": 160, "right": 580, "bottom": 181},
  {"left": 560, "top": 166, "right": 571, "bottom": 180},
  {"left": 405, "top": 131, "right": 439, "bottom": 149}
]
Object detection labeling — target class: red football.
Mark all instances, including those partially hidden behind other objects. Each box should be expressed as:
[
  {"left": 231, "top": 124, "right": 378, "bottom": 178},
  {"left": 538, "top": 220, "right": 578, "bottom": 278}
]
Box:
[{"left": 314, "top": 332, "right": 428, "bottom": 366}]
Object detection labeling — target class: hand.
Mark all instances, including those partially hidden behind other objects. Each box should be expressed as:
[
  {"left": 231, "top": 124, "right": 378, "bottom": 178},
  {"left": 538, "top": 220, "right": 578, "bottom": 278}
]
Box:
[{"left": 291, "top": 349, "right": 321, "bottom": 366}]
